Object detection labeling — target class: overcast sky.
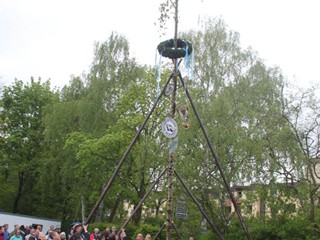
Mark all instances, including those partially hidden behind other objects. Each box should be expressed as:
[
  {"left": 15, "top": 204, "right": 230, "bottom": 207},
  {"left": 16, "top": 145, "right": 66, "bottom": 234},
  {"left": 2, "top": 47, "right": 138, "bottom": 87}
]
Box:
[{"left": 0, "top": 0, "right": 319, "bottom": 89}]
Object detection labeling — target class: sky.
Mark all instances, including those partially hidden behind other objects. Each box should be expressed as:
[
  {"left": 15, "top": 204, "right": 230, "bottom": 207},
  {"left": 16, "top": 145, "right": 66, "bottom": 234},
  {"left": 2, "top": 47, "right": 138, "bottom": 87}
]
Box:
[{"left": 0, "top": 0, "right": 319, "bottom": 89}]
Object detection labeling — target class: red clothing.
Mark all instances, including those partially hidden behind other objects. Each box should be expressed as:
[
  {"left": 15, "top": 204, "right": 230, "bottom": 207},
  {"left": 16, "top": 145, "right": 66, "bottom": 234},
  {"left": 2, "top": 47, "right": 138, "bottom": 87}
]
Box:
[{"left": 0, "top": 233, "right": 4, "bottom": 240}]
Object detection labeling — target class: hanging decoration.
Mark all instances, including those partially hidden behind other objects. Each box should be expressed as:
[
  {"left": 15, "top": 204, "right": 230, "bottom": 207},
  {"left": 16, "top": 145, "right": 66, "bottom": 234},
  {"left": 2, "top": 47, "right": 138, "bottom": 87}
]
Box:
[
  {"left": 165, "top": 84, "right": 175, "bottom": 96},
  {"left": 161, "top": 117, "right": 178, "bottom": 138},
  {"left": 177, "top": 104, "right": 190, "bottom": 129},
  {"left": 157, "top": 38, "right": 193, "bottom": 59}
]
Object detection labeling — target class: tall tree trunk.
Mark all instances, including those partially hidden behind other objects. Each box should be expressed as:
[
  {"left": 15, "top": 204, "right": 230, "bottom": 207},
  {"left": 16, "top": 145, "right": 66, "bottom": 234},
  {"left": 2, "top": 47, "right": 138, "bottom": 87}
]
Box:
[{"left": 13, "top": 172, "right": 25, "bottom": 213}]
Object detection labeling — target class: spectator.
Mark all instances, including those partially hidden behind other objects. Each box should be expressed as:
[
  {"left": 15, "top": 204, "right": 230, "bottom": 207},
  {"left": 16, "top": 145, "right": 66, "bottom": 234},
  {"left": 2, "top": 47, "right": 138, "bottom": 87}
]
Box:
[
  {"left": 145, "top": 234, "right": 151, "bottom": 240},
  {"left": 59, "top": 232, "right": 66, "bottom": 240},
  {"left": 52, "top": 232, "right": 60, "bottom": 240},
  {"left": 118, "top": 229, "right": 127, "bottom": 240},
  {"left": 0, "top": 226, "right": 4, "bottom": 240},
  {"left": 3, "top": 224, "right": 9, "bottom": 240},
  {"left": 111, "top": 227, "right": 116, "bottom": 235},
  {"left": 8, "top": 225, "right": 20, "bottom": 240},
  {"left": 38, "top": 232, "right": 46, "bottom": 240},
  {"left": 70, "top": 224, "right": 89, "bottom": 240},
  {"left": 24, "top": 227, "right": 30, "bottom": 237},
  {"left": 135, "top": 233, "right": 143, "bottom": 240},
  {"left": 89, "top": 229, "right": 99, "bottom": 240},
  {"left": 25, "top": 229, "right": 36, "bottom": 240},
  {"left": 46, "top": 227, "right": 54, "bottom": 236},
  {"left": 189, "top": 237, "right": 194, "bottom": 240},
  {"left": 9, "top": 229, "right": 22, "bottom": 240}
]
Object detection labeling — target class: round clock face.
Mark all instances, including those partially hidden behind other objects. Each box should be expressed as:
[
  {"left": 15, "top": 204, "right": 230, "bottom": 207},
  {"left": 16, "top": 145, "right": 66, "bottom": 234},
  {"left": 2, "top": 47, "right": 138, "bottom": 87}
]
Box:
[{"left": 314, "top": 163, "right": 320, "bottom": 179}]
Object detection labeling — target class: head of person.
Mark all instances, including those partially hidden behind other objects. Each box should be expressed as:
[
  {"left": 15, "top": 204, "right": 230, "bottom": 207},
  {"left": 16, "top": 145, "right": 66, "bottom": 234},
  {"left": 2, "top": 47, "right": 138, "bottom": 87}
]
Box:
[
  {"left": 3, "top": 224, "right": 9, "bottom": 231},
  {"left": 73, "top": 223, "right": 83, "bottom": 234},
  {"left": 0, "top": 226, "right": 3, "bottom": 234},
  {"left": 94, "top": 228, "right": 99, "bottom": 235},
  {"left": 136, "top": 233, "right": 143, "bottom": 240},
  {"left": 38, "top": 232, "right": 46, "bottom": 240},
  {"left": 29, "top": 229, "right": 36, "bottom": 236},
  {"left": 52, "top": 232, "right": 60, "bottom": 240},
  {"left": 145, "top": 234, "right": 151, "bottom": 240},
  {"left": 50, "top": 226, "right": 54, "bottom": 231},
  {"left": 37, "top": 226, "right": 42, "bottom": 231},
  {"left": 60, "top": 232, "right": 66, "bottom": 240},
  {"left": 14, "top": 229, "right": 21, "bottom": 237},
  {"left": 111, "top": 226, "right": 116, "bottom": 233},
  {"left": 189, "top": 237, "right": 194, "bottom": 240}
]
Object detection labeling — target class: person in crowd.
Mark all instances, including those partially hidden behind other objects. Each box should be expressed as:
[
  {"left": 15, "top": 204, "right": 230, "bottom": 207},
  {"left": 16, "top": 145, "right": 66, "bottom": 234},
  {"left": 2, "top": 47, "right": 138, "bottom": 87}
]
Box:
[
  {"left": 59, "top": 232, "right": 66, "bottom": 240},
  {"left": 189, "top": 237, "right": 194, "bottom": 240},
  {"left": 117, "top": 229, "right": 127, "bottom": 240},
  {"left": 8, "top": 225, "right": 20, "bottom": 240},
  {"left": 46, "top": 227, "right": 54, "bottom": 236},
  {"left": 25, "top": 229, "right": 36, "bottom": 240},
  {"left": 19, "top": 226, "right": 26, "bottom": 240},
  {"left": 24, "top": 227, "right": 30, "bottom": 237},
  {"left": 9, "top": 229, "right": 22, "bottom": 240},
  {"left": 37, "top": 232, "right": 46, "bottom": 240},
  {"left": 34, "top": 229, "right": 40, "bottom": 240},
  {"left": 0, "top": 226, "right": 4, "bottom": 240},
  {"left": 135, "top": 233, "right": 143, "bottom": 240},
  {"left": 89, "top": 228, "right": 99, "bottom": 240},
  {"left": 36, "top": 226, "right": 42, "bottom": 232},
  {"left": 110, "top": 227, "right": 116, "bottom": 236},
  {"left": 46, "top": 231, "right": 54, "bottom": 240},
  {"left": 145, "top": 234, "right": 151, "bottom": 240},
  {"left": 28, "top": 237, "right": 35, "bottom": 240},
  {"left": 52, "top": 232, "right": 60, "bottom": 240},
  {"left": 70, "top": 224, "right": 89, "bottom": 240},
  {"left": 3, "top": 224, "right": 9, "bottom": 240}
]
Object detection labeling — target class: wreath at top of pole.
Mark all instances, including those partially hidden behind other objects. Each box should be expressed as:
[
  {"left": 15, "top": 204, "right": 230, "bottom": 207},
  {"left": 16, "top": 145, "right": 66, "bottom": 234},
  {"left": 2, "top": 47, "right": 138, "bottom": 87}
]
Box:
[{"left": 157, "top": 38, "right": 193, "bottom": 59}]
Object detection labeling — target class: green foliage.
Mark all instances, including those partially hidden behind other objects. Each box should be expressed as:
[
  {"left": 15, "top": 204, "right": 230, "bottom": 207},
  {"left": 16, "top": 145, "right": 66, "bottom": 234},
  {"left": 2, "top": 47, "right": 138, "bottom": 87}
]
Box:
[{"left": 0, "top": 78, "right": 54, "bottom": 213}]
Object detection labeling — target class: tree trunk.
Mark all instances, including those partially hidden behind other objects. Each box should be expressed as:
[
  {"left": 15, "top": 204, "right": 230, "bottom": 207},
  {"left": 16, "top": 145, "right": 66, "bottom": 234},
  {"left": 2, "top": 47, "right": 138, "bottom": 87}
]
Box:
[
  {"left": 133, "top": 205, "right": 143, "bottom": 226},
  {"left": 12, "top": 172, "right": 25, "bottom": 213}
]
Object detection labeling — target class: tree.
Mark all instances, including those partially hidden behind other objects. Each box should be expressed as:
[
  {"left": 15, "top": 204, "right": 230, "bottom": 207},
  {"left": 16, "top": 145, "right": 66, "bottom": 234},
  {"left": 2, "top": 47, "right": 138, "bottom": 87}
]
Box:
[
  {"left": 280, "top": 84, "right": 320, "bottom": 235},
  {"left": 0, "top": 78, "right": 54, "bottom": 213}
]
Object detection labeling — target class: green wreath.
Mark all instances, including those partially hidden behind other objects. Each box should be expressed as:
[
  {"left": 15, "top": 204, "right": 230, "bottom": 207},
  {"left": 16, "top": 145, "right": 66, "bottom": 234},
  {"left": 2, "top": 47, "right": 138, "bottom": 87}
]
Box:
[{"left": 157, "top": 38, "right": 193, "bottom": 59}]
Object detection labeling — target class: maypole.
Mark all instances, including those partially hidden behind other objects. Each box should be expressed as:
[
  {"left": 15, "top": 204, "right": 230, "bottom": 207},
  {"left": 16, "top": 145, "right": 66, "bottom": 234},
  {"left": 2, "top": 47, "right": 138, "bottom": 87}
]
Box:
[
  {"left": 165, "top": 0, "right": 178, "bottom": 238},
  {"left": 85, "top": 1, "right": 251, "bottom": 239}
]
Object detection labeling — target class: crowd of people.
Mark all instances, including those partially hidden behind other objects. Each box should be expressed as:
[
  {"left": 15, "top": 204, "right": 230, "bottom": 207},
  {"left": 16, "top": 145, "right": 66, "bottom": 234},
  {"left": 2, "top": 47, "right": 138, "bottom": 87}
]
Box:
[{"left": 0, "top": 224, "right": 163, "bottom": 240}]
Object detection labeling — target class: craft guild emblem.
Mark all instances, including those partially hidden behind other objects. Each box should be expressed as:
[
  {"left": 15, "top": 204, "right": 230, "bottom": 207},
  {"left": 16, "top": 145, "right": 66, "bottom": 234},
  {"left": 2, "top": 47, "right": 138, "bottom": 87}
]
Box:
[
  {"left": 161, "top": 117, "right": 178, "bottom": 138},
  {"left": 165, "top": 84, "right": 175, "bottom": 96}
]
